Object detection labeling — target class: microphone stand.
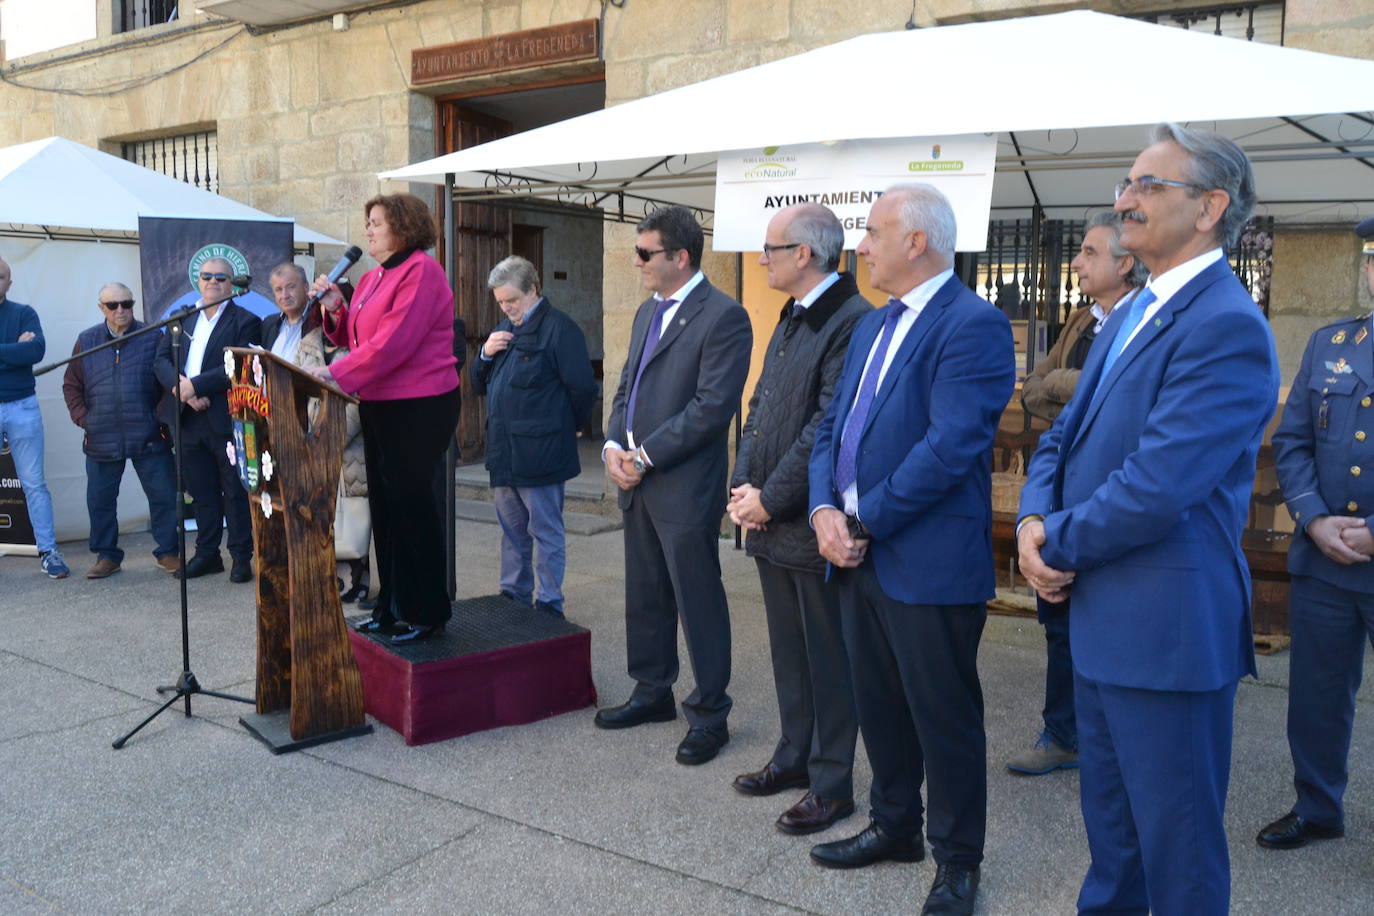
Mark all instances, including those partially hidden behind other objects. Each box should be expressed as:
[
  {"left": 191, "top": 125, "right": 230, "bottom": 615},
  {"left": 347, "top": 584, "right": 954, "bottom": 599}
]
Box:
[{"left": 37, "top": 288, "right": 256, "bottom": 748}]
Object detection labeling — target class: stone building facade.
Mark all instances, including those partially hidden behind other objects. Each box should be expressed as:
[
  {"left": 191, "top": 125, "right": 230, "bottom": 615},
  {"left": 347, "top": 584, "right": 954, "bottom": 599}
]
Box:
[{"left": 1, "top": 0, "right": 1371, "bottom": 438}]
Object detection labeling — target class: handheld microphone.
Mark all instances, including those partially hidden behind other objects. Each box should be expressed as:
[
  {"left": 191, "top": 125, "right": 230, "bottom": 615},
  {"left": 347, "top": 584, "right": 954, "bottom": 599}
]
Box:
[{"left": 306, "top": 246, "right": 363, "bottom": 307}]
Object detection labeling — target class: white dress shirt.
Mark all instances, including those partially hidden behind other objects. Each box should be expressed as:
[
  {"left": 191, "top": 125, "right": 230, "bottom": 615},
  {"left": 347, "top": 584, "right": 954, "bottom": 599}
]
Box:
[
  {"left": 1120, "top": 248, "right": 1224, "bottom": 350},
  {"left": 794, "top": 271, "right": 842, "bottom": 311},
  {"left": 183, "top": 300, "right": 225, "bottom": 376},
  {"left": 269, "top": 316, "right": 304, "bottom": 365}
]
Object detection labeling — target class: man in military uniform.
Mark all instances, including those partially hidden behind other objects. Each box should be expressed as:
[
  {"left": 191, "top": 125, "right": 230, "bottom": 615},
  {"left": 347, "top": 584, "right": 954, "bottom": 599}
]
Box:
[{"left": 1258, "top": 216, "right": 1374, "bottom": 850}]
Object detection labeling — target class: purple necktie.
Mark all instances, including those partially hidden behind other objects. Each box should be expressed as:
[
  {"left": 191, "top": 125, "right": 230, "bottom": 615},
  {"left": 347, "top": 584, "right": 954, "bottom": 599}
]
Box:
[
  {"left": 834, "top": 300, "right": 905, "bottom": 498},
  {"left": 625, "top": 298, "right": 676, "bottom": 439}
]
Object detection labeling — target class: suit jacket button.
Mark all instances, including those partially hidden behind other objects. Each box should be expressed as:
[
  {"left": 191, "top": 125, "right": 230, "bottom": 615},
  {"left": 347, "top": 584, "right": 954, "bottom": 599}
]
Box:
[
  {"left": 1363, "top": 397, "right": 1372, "bottom": 407},
  {"left": 1353, "top": 466, "right": 1362, "bottom": 477},
  {"left": 1358, "top": 431, "right": 1367, "bottom": 442},
  {"left": 1349, "top": 501, "right": 1360, "bottom": 512}
]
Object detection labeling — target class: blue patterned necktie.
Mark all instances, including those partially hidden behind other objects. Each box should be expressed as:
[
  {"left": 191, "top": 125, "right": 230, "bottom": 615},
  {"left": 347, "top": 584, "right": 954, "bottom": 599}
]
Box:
[
  {"left": 626, "top": 298, "right": 676, "bottom": 439},
  {"left": 1092, "top": 287, "right": 1157, "bottom": 398},
  {"left": 834, "top": 300, "right": 905, "bottom": 498}
]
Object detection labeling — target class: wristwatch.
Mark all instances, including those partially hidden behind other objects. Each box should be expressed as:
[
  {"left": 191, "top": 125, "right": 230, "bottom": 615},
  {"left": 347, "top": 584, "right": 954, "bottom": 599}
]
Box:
[{"left": 633, "top": 447, "right": 648, "bottom": 475}]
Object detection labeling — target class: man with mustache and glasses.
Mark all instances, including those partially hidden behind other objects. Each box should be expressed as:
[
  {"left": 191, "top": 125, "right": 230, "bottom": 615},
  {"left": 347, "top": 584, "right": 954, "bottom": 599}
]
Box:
[
  {"left": 595, "top": 206, "right": 752, "bottom": 768},
  {"left": 62, "top": 282, "right": 179, "bottom": 579},
  {"left": 153, "top": 257, "right": 262, "bottom": 583},
  {"left": 1257, "top": 217, "right": 1374, "bottom": 854},
  {"left": 1018, "top": 123, "right": 1278, "bottom": 915}
]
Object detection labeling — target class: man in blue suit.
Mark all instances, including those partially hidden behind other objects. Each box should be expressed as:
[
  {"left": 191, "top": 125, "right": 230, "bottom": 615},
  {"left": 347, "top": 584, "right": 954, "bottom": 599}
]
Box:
[
  {"left": 807, "top": 183, "right": 1014, "bottom": 916},
  {"left": 1018, "top": 123, "right": 1279, "bottom": 915},
  {"left": 1257, "top": 217, "right": 1374, "bottom": 852}
]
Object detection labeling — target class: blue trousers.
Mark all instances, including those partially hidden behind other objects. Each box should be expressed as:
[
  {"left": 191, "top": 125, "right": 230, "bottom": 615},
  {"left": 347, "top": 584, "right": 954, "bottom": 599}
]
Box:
[
  {"left": 0, "top": 394, "right": 55, "bottom": 552},
  {"left": 86, "top": 452, "right": 179, "bottom": 563},
  {"left": 492, "top": 483, "right": 566, "bottom": 612},
  {"left": 1040, "top": 601, "right": 1077, "bottom": 750},
  {"left": 1287, "top": 574, "right": 1374, "bottom": 830},
  {"left": 1075, "top": 672, "right": 1236, "bottom": 916}
]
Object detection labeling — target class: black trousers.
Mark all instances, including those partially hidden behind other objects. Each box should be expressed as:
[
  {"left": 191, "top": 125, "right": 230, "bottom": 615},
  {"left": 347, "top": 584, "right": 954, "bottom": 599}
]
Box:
[
  {"left": 756, "top": 557, "right": 858, "bottom": 800},
  {"left": 622, "top": 498, "right": 732, "bottom": 728},
  {"left": 178, "top": 411, "right": 252, "bottom": 562},
  {"left": 360, "top": 388, "right": 460, "bottom": 628},
  {"left": 835, "top": 562, "right": 987, "bottom": 867}
]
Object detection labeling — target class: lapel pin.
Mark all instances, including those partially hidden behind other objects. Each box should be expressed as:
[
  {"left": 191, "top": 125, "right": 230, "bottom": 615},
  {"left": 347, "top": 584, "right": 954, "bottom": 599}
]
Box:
[
  {"left": 1154, "top": 318, "right": 1161, "bottom": 326},
  {"left": 1334, "top": 330, "right": 1348, "bottom": 344},
  {"left": 1357, "top": 327, "right": 1368, "bottom": 345},
  {"left": 679, "top": 318, "right": 686, "bottom": 325}
]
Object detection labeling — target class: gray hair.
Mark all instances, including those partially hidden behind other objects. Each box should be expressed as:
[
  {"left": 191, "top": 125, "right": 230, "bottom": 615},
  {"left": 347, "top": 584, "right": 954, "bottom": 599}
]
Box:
[
  {"left": 784, "top": 204, "right": 844, "bottom": 272},
  {"left": 269, "top": 262, "right": 307, "bottom": 285},
  {"left": 487, "top": 255, "right": 539, "bottom": 294},
  {"left": 1084, "top": 211, "right": 1150, "bottom": 288},
  {"left": 202, "top": 256, "right": 232, "bottom": 274},
  {"left": 883, "top": 183, "right": 957, "bottom": 262},
  {"left": 98, "top": 281, "right": 133, "bottom": 301},
  {"left": 1150, "top": 122, "right": 1256, "bottom": 250}
]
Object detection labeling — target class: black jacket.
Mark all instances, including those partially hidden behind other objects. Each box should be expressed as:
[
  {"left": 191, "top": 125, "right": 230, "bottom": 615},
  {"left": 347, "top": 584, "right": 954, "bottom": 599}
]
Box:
[
  {"left": 153, "top": 300, "right": 263, "bottom": 436},
  {"left": 62, "top": 320, "right": 169, "bottom": 461},
  {"left": 470, "top": 299, "right": 596, "bottom": 487},
  {"left": 731, "top": 273, "right": 871, "bottom": 572}
]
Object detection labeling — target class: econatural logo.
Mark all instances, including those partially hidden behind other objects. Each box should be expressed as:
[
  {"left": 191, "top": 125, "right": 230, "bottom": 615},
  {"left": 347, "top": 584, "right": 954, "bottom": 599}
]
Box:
[
  {"left": 743, "top": 146, "right": 798, "bottom": 179},
  {"left": 188, "top": 244, "right": 250, "bottom": 290}
]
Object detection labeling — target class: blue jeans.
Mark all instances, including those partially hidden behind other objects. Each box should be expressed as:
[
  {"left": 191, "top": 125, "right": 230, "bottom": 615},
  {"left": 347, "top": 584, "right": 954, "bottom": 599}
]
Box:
[
  {"left": 0, "top": 394, "right": 55, "bottom": 552},
  {"left": 492, "top": 484, "right": 566, "bottom": 611},
  {"left": 87, "top": 452, "right": 179, "bottom": 563}
]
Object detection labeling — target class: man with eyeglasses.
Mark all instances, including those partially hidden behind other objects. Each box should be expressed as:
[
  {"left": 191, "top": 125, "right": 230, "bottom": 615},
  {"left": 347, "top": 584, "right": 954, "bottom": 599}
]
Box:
[
  {"left": 1257, "top": 216, "right": 1374, "bottom": 855},
  {"left": 1018, "top": 123, "right": 1279, "bottom": 914},
  {"left": 62, "top": 282, "right": 179, "bottom": 578},
  {"left": 727, "top": 203, "right": 869, "bottom": 836},
  {"left": 595, "top": 206, "right": 753, "bottom": 768},
  {"left": 153, "top": 257, "right": 262, "bottom": 582},
  {"left": 0, "top": 256, "right": 68, "bottom": 579}
]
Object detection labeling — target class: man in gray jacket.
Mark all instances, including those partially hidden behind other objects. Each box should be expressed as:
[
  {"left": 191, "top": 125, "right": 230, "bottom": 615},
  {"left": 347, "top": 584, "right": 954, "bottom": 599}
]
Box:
[{"left": 729, "top": 203, "right": 871, "bottom": 833}]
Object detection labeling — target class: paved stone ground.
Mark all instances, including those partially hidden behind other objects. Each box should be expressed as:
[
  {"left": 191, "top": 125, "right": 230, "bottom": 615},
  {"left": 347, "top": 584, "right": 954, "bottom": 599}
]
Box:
[{"left": 1, "top": 522, "right": 1371, "bottom": 914}]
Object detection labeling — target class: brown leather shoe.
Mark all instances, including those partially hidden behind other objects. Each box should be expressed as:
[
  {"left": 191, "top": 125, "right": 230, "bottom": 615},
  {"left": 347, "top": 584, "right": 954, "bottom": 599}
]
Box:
[
  {"left": 777, "top": 791, "right": 856, "bottom": 835},
  {"left": 155, "top": 555, "right": 181, "bottom": 575},
  {"left": 733, "top": 760, "right": 809, "bottom": 797},
  {"left": 85, "top": 557, "right": 121, "bottom": 579}
]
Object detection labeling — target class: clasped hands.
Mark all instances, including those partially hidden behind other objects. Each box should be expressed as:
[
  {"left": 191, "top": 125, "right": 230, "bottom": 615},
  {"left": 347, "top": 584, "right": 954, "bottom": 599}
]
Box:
[
  {"left": 176, "top": 375, "right": 210, "bottom": 412},
  {"left": 1017, "top": 519, "right": 1075, "bottom": 603},
  {"left": 605, "top": 448, "right": 643, "bottom": 491},
  {"left": 811, "top": 507, "right": 868, "bottom": 568},
  {"left": 728, "top": 484, "right": 771, "bottom": 531},
  {"left": 1307, "top": 514, "right": 1374, "bottom": 565}
]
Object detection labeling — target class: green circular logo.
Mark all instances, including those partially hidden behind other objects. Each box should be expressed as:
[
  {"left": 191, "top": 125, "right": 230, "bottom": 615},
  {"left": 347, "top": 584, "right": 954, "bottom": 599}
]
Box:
[{"left": 188, "top": 244, "right": 250, "bottom": 290}]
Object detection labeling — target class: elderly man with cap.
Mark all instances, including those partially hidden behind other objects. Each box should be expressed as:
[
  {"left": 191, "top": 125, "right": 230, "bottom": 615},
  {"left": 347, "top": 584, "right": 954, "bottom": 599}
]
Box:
[
  {"left": 62, "top": 283, "right": 179, "bottom": 578},
  {"left": 1257, "top": 216, "right": 1374, "bottom": 852}
]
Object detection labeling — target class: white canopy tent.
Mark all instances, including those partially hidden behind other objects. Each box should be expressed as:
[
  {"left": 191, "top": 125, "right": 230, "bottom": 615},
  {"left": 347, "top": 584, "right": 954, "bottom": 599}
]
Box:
[
  {"left": 381, "top": 11, "right": 1374, "bottom": 231},
  {"left": 0, "top": 136, "right": 344, "bottom": 550}
]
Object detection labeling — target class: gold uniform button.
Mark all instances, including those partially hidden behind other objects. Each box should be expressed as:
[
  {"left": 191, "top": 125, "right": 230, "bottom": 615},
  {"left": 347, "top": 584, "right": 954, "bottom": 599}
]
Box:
[
  {"left": 1359, "top": 431, "right": 1368, "bottom": 441},
  {"left": 1363, "top": 397, "right": 1372, "bottom": 407},
  {"left": 1350, "top": 501, "right": 1361, "bottom": 512},
  {"left": 1353, "top": 466, "right": 1363, "bottom": 477}
]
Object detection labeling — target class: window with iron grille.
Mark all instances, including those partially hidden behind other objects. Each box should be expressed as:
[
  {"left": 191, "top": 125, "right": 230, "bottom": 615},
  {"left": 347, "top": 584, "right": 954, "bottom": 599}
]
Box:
[
  {"left": 122, "top": 131, "right": 218, "bottom": 194},
  {"left": 1135, "top": 2, "right": 1285, "bottom": 45},
  {"left": 115, "top": 1, "right": 179, "bottom": 34}
]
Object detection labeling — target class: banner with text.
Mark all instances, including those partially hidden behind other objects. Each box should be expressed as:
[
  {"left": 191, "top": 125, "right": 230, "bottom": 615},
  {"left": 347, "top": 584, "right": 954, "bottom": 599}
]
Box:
[
  {"left": 137, "top": 216, "right": 294, "bottom": 324},
  {"left": 713, "top": 135, "right": 997, "bottom": 252}
]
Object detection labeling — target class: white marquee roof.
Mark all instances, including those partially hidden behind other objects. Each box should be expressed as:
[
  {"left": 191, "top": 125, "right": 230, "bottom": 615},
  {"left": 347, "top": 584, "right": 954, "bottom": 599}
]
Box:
[
  {"left": 0, "top": 136, "right": 343, "bottom": 245},
  {"left": 381, "top": 10, "right": 1374, "bottom": 228}
]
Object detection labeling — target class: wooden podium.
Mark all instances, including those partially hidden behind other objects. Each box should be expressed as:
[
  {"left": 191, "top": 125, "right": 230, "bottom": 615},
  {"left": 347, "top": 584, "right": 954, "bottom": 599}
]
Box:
[{"left": 224, "top": 347, "right": 372, "bottom": 753}]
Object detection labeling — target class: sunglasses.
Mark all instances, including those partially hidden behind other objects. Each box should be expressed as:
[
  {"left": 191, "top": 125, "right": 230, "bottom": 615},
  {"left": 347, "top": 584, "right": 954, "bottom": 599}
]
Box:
[
  {"left": 100, "top": 300, "right": 135, "bottom": 310},
  {"left": 635, "top": 246, "right": 679, "bottom": 262},
  {"left": 199, "top": 272, "right": 230, "bottom": 282}
]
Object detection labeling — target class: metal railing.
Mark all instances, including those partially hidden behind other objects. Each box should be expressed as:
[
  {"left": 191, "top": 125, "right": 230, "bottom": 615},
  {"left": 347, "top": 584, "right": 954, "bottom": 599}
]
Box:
[
  {"left": 116, "top": 0, "right": 180, "bottom": 34},
  {"left": 122, "top": 130, "right": 218, "bottom": 194}
]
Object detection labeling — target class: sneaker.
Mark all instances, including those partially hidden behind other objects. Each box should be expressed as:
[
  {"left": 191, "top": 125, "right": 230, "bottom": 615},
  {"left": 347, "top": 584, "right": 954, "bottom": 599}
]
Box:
[
  {"left": 1005, "top": 732, "right": 1078, "bottom": 775},
  {"left": 40, "top": 549, "right": 70, "bottom": 580}
]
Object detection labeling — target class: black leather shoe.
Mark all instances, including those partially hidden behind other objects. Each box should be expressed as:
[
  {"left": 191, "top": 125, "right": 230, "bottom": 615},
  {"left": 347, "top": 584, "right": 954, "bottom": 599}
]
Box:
[
  {"left": 390, "top": 624, "right": 445, "bottom": 645},
  {"left": 733, "top": 760, "right": 809, "bottom": 797},
  {"left": 1256, "top": 812, "right": 1344, "bottom": 849},
  {"left": 354, "top": 617, "right": 401, "bottom": 635},
  {"left": 228, "top": 558, "right": 253, "bottom": 583},
  {"left": 593, "top": 696, "right": 676, "bottom": 730},
  {"left": 341, "top": 582, "right": 368, "bottom": 603},
  {"left": 921, "top": 863, "right": 980, "bottom": 915},
  {"left": 810, "top": 820, "right": 924, "bottom": 869},
  {"left": 175, "top": 554, "right": 224, "bottom": 580},
  {"left": 676, "top": 725, "right": 729, "bottom": 765},
  {"left": 777, "top": 792, "right": 855, "bottom": 835}
]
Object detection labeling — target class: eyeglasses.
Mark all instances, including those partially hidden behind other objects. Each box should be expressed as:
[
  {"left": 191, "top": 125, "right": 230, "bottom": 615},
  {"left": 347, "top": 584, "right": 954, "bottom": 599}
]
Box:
[
  {"left": 761, "top": 243, "right": 802, "bottom": 257},
  {"left": 199, "top": 272, "right": 230, "bottom": 282},
  {"left": 1114, "top": 175, "right": 1211, "bottom": 201},
  {"left": 100, "top": 300, "right": 135, "bottom": 310},
  {"left": 634, "top": 246, "right": 678, "bottom": 262}
]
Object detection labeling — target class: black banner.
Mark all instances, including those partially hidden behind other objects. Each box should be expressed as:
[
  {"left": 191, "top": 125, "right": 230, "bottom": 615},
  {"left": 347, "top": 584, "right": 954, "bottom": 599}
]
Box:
[
  {"left": 137, "top": 216, "right": 295, "bottom": 322},
  {"left": 0, "top": 445, "right": 36, "bottom": 553}
]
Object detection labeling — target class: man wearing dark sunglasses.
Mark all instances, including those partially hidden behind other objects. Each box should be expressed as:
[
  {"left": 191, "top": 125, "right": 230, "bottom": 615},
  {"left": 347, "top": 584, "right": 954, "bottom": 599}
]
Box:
[
  {"left": 153, "top": 256, "right": 262, "bottom": 582},
  {"left": 62, "top": 283, "right": 179, "bottom": 578}
]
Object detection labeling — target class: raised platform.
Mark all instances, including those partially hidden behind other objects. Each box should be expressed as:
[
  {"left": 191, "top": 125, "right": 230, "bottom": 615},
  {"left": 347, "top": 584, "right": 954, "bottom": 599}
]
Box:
[{"left": 347, "top": 595, "right": 597, "bottom": 746}]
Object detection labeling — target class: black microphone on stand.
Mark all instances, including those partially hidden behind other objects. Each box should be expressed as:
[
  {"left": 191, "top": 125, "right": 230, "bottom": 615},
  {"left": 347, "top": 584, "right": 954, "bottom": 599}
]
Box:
[{"left": 306, "top": 246, "right": 363, "bottom": 310}]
